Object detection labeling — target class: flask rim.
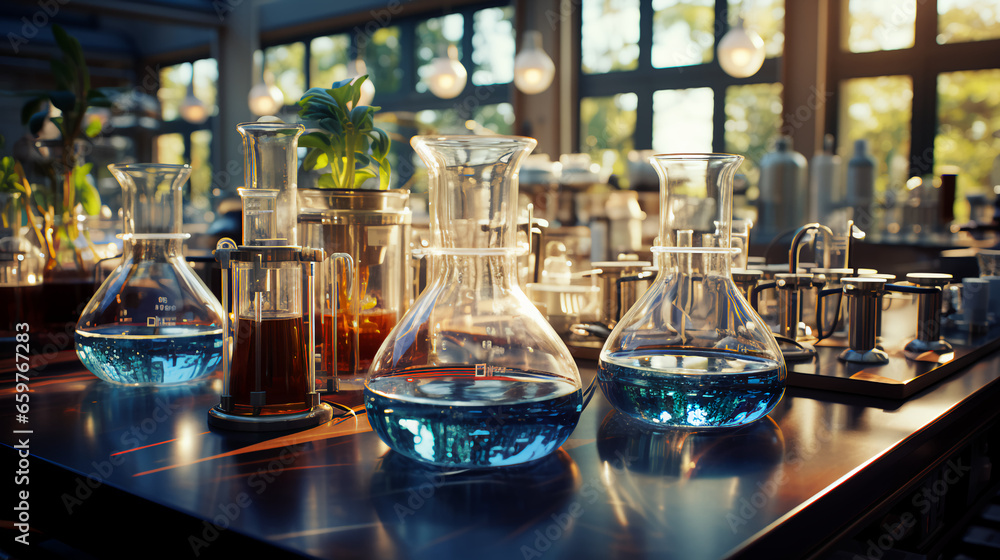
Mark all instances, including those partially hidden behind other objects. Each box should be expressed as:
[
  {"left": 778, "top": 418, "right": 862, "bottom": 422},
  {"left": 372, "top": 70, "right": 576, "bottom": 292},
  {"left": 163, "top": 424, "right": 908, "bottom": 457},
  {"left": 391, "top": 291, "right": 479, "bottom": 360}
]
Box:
[
  {"left": 411, "top": 134, "right": 537, "bottom": 151},
  {"left": 107, "top": 163, "right": 191, "bottom": 173},
  {"left": 648, "top": 152, "right": 743, "bottom": 163}
]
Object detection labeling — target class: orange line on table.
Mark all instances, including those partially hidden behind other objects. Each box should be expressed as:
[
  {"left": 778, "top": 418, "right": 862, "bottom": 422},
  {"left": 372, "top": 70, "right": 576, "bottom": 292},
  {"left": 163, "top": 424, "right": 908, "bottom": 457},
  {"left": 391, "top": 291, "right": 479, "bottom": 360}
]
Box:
[
  {"left": 131, "top": 414, "right": 370, "bottom": 477},
  {"left": 111, "top": 438, "right": 179, "bottom": 456}
]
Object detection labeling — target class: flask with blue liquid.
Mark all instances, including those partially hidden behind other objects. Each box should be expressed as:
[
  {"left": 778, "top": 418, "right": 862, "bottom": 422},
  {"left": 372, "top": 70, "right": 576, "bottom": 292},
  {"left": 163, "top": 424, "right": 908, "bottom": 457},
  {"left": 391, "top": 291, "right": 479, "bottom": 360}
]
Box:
[{"left": 598, "top": 154, "right": 786, "bottom": 428}]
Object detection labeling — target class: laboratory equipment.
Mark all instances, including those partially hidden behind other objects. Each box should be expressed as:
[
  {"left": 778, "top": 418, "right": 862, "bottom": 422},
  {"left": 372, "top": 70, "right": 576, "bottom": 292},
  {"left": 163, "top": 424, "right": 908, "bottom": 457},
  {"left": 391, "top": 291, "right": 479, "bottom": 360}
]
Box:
[
  {"left": 758, "top": 137, "right": 808, "bottom": 241},
  {"left": 810, "top": 134, "right": 844, "bottom": 224},
  {"left": 846, "top": 139, "right": 876, "bottom": 230},
  {"left": 903, "top": 273, "right": 953, "bottom": 359},
  {"left": 838, "top": 277, "right": 888, "bottom": 363},
  {"left": 208, "top": 122, "right": 345, "bottom": 431},
  {"left": 365, "top": 135, "right": 586, "bottom": 468},
  {"left": 299, "top": 188, "right": 412, "bottom": 392},
  {"left": 599, "top": 154, "right": 786, "bottom": 428},
  {"left": 76, "top": 164, "right": 225, "bottom": 385}
]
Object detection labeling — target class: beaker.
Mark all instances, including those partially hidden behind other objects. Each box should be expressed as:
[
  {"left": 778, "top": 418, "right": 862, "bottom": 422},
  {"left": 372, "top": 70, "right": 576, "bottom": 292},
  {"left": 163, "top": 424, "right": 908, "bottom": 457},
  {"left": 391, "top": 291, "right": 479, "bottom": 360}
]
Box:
[
  {"left": 598, "top": 154, "right": 786, "bottom": 428},
  {"left": 366, "top": 135, "right": 585, "bottom": 468},
  {"left": 76, "top": 164, "right": 225, "bottom": 385}
]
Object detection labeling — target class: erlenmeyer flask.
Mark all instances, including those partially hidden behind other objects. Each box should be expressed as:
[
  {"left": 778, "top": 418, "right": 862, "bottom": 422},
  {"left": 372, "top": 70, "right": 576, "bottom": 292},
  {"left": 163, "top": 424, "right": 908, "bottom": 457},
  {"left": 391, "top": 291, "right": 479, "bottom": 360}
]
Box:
[
  {"left": 76, "top": 164, "right": 225, "bottom": 385},
  {"left": 366, "top": 135, "right": 585, "bottom": 468},
  {"left": 599, "top": 154, "right": 785, "bottom": 428}
]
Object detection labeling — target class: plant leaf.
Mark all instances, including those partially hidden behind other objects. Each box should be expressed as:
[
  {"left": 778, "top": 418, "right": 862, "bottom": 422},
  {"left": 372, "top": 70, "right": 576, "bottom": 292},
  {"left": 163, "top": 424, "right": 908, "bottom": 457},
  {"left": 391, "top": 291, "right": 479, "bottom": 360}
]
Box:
[
  {"left": 316, "top": 174, "right": 338, "bottom": 189},
  {"left": 298, "top": 132, "right": 332, "bottom": 150},
  {"left": 20, "top": 97, "right": 46, "bottom": 125},
  {"left": 84, "top": 115, "right": 103, "bottom": 137},
  {"left": 28, "top": 110, "right": 48, "bottom": 135},
  {"left": 49, "top": 91, "right": 76, "bottom": 113},
  {"left": 76, "top": 177, "right": 100, "bottom": 215}
]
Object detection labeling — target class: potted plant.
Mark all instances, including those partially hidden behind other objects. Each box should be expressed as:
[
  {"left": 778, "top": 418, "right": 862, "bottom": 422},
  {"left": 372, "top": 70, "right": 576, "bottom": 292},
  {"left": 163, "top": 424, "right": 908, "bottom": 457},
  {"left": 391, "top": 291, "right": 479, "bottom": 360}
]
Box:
[
  {"left": 8, "top": 25, "right": 111, "bottom": 334},
  {"left": 297, "top": 77, "right": 412, "bottom": 391}
]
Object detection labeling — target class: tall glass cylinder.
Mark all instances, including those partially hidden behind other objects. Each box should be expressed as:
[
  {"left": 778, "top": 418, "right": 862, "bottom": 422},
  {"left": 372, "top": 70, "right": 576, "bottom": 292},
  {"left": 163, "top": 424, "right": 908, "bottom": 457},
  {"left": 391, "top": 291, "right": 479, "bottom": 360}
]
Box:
[
  {"left": 365, "top": 135, "right": 584, "bottom": 468},
  {"left": 599, "top": 154, "right": 785, "bottom": 428},
  {"left": 237, "top": 122, "right": 304, "bottom": 245}
]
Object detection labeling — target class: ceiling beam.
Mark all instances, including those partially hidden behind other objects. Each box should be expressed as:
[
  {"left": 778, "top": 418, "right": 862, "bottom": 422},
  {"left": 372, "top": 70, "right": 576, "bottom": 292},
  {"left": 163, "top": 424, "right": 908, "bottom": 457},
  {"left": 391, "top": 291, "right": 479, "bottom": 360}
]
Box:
[{"left": 6, "top": 0, "right": 225, "bottom": 28}]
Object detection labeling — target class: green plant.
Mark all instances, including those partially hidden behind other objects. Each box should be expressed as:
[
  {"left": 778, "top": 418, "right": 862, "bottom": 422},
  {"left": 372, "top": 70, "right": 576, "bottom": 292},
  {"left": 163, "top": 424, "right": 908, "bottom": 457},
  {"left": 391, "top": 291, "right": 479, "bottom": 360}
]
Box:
[
  {"left": 297, "top": 76, "right": 391, "bottom": 190},
  {"left": 12, "top": 24, "right": 110, "bottom": 272}
]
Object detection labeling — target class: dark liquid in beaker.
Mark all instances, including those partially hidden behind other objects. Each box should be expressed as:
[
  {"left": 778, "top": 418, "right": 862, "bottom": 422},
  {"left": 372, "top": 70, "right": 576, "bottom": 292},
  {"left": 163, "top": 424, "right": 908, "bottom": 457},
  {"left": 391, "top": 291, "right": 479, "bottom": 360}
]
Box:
[
  {"left": 320, "top": 309, "right": 397, "bottom": 376},
  {"left": 364, "top": 366, "right": 582, "bottom": 468},
  {"left": 598, "top": 349, "right": 784, "bottom": 428},
  {"left": 230, "top": 314, "right": 310, "bottom": 414}
]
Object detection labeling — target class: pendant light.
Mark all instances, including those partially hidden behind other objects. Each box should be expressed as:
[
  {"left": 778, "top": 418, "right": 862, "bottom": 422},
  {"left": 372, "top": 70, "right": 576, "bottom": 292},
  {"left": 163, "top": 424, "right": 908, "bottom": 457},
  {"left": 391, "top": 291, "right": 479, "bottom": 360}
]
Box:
[
  {"left": 718, "top": 18, "right": 765, "bottom": 78},
  {"left": 179, "top": 78, "right": 209, "bottom": 124},
  {"left": 248, "top": 69, "right": 284, "bottom": 117},
  {"left": 514, "top": 30, "right": 556, "bottom": 95},
  {"left": 426, "top": 44, "right": 467, "bottom": 99}
]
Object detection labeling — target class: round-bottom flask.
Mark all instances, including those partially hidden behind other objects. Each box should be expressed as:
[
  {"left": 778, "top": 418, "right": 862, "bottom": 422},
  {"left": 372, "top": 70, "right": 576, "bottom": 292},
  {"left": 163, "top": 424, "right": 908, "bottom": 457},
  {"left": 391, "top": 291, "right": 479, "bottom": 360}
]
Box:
[
  {"left": 598, "top": 154, "right": 785, "bottom": 428},
  {"left": 366, "top": 136, "right": 585, "bottom": 468},
  {"left": 76, "top": 164, "right": 225, "bottom": 385}
]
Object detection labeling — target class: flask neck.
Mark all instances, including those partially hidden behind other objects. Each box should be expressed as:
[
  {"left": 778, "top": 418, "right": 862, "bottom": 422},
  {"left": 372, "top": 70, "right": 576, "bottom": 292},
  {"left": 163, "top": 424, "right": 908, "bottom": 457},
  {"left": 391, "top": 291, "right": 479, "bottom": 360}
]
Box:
[
  {"left": 433, "top": 253, "right": 521, "bottom": 289},
  {"left": 123, "top": 238, "right": 185, "bottom": 260},
  {"left": 412, "top": 135, "right": 536, "bottom": 252},
  {"left": 109, "top": 164, "right": 191, "bottom": 237}
]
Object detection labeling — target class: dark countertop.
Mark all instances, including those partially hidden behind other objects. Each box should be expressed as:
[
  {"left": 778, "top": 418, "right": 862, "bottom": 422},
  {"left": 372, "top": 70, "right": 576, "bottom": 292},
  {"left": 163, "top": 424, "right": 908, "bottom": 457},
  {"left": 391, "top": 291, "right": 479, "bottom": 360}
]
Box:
[{"left": 3, "top": 341, "right": 1000, "bottom": 559}]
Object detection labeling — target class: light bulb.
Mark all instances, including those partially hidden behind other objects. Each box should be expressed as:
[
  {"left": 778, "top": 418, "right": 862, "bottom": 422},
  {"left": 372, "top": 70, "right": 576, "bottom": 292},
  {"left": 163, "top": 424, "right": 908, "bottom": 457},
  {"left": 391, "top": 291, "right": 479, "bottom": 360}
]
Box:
[
  {"left": 427, "top": 44, "right": 467, "bottom": 99},
  {"left": 179, "top": 93, "right": 208, "bottom": 124},
  {"left": 247, "top": 81, "right": 284, "bottom": 116},
  {"left": 718, "top": 21, "right": 765, "bottom": 78},
  {"left": 514, "top": 30, "right": 556, "bottom": 95}
]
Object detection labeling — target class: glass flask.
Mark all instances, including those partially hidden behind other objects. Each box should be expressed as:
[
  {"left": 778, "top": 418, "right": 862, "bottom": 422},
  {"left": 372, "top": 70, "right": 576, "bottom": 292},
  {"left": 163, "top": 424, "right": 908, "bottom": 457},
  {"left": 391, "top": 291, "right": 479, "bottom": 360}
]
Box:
[
  {"left": 366, "top": 135, "right": 585, "bottom": 468},
  {"left": 209, "top": 122, "right": 339, "bottom": 431},
  {"left": 598, "top": 154, "right": 786, "bottom": 428},
  {"left": 76, "top": 164, "right": 225, "bottom": 385}
]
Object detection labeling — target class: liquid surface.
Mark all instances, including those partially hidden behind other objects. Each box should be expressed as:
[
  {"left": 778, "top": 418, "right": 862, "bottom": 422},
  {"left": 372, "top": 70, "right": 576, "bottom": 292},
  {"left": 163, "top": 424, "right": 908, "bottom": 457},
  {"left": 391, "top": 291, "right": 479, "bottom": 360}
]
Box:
[
  {"left": 365, "top": 367, "right": 582, "bottom": 468},
  {"left": 76, "top": 327, "right": 222, "bottom": 385},
  {"left": 598, "top": 350, "right": 784, "bottom": 428}
]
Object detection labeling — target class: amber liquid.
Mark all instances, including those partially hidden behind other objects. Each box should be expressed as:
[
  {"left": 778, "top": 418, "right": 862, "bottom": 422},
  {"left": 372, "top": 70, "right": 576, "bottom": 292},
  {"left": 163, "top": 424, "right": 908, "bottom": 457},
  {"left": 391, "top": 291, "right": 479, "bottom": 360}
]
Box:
[
  {"left": 230, "top": 315, "right": 310, "bottom": 414},
  {"left": 320, "top": 309, "right": 397, "bottom": 376}
]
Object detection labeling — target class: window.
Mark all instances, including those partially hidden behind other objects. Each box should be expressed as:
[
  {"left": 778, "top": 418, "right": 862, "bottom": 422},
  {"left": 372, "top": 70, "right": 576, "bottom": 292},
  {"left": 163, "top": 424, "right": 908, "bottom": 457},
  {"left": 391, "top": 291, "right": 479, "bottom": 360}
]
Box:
[
  {"left": 264, "top": 42, "right": 306, "bottom": 102},
  {"left": 156, "top": 59, "right": 217, "bottom": 223},
  {"left": 310, "top": 34, "right": 351, "bottom": 88},
  {"left": 472, "top": 7, "right": 515, "bottom": 85},
  {"left": 937, "top": 0, "right": 1000, "bottom": 44},
  {"left": 579, "top": 0, "right": 784, "bottom": 186},
  {"left": 831, "top": 0, "right": 1000, "bottom": 224},
  {"left": 935, "top": 69, "right": 1000, "bottom": 220},
  {"left": 258, "top": 3, "right": 514, "bottom": 192},
  {"left": 582, "top": 0, "right": 641, "bottom": 73},
  {"left": 651, "top": 0, "right": 715, "bottom": 69},
  {"left": 843, "top": 0, "right": 915, "bottom": 53},
  {"left": 837, "top": 76, "right": 913, "bottom": 195}
]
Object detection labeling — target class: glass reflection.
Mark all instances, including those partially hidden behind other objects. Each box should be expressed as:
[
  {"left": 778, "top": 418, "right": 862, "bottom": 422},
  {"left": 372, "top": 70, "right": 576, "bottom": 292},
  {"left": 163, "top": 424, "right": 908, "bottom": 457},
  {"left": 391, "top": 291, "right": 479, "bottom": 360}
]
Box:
[{"left": 370, "top": 449, "right": 578, "bottom": 559}]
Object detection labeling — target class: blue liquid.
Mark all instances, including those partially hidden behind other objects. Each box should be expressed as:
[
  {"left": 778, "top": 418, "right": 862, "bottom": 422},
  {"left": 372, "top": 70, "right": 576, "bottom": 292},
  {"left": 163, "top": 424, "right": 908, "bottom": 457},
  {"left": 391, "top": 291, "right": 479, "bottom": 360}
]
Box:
[
  {"left": 76, "top": 327, "right": 223, "bottom": 385},
  {"left": 365, "top": 367, "right": 583, "bottom": 468},
  {"left": 598, "top": 350, "right": 784, "bottom": 428}
]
